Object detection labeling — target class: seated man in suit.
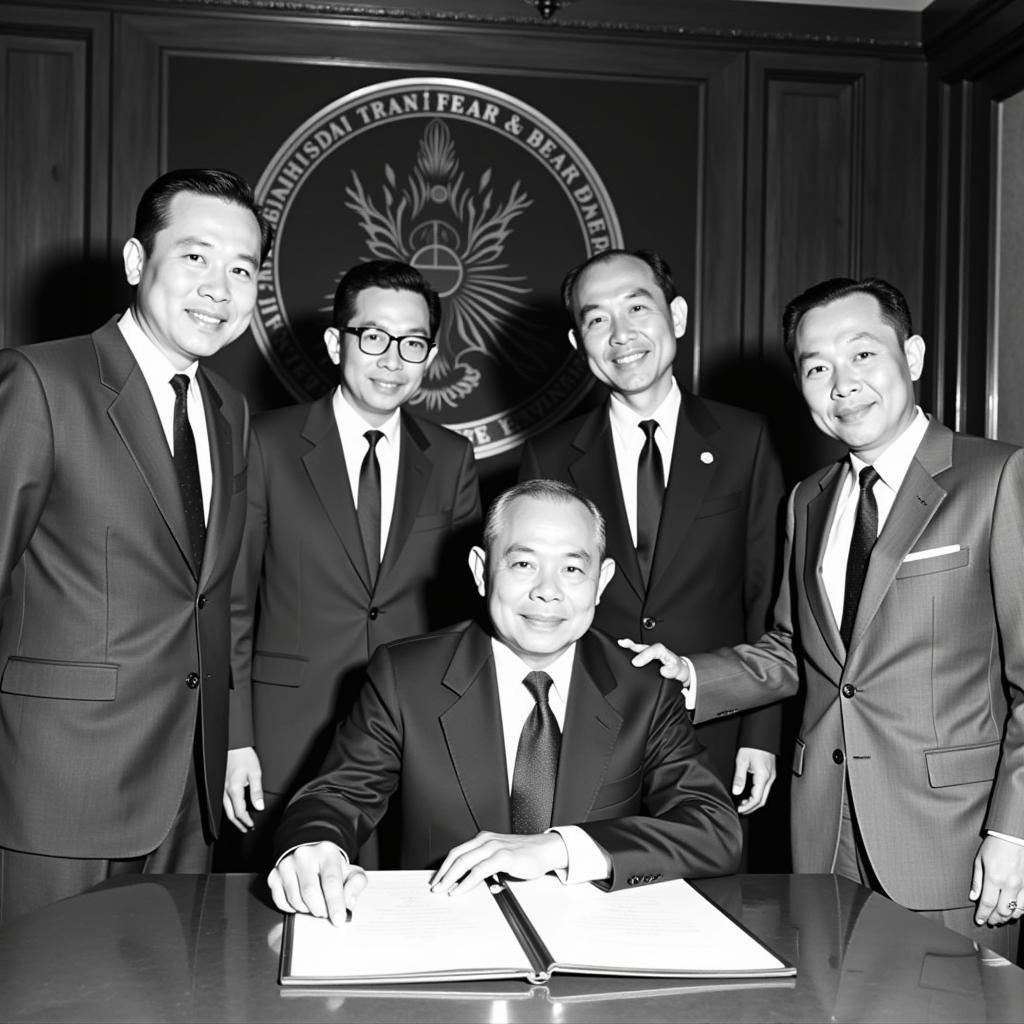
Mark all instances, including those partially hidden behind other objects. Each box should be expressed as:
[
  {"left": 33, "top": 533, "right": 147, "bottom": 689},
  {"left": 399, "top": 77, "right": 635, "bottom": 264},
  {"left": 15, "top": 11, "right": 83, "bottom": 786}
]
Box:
[
  {"left": 625, "top": 277, "right": 1024, "bottom": 957},
  {"left": 224, "top": 259, "right": 481, "bottom": 869},
  {"left": 269, "top": 479, "right": 741, "bottom": 921}
]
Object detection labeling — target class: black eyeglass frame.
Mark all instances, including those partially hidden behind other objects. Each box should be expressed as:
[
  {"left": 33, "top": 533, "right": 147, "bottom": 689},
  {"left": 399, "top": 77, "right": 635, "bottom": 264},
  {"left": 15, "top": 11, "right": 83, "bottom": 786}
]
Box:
[{"left": 343, "top": 325, "right": 436, "bottom": 364}]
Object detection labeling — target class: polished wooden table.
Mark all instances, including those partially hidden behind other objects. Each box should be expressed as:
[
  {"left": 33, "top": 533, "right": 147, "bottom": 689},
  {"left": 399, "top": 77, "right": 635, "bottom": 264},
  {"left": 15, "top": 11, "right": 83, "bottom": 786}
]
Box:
[{"left": 1, "top": 872, "right": 1022, "bottom": 1022}]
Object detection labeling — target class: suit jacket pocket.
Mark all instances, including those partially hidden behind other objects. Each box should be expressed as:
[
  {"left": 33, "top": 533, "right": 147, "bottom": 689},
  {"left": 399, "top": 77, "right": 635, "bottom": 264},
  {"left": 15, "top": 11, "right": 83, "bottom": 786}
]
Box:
[
  {"left": 1, "top": 657, "right": 117, "bottom": 700},
  {"left": 252, "top": 652, "right": 308, "bottom": 688},
  {"left": 590, "top": 768, "right": 642, "bottom": 811},
  {"left": 896, "top": 546, "right": 970, "bottom": 579},
  {"left": 695, "top": 492, "right": 741, "bottom": 520},
  {"left": 411, "top": 509, "right": 453, "bottom": 533},
  {"left": 925, "top": 741, "right": 999, "bottom": 788},
  {"left": 792, "top": 737, "right": 806, "bottom": 777}
]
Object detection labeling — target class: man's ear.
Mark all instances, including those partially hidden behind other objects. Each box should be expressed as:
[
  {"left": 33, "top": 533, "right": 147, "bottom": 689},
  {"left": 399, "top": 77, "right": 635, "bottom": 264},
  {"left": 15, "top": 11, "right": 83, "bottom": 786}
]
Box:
[
  {"left": 595, "top": 557, "right": 616, "bottom": 604},
  {"left": 904, "top": 334, "right": 926, "bottom": 382},
  {"left": 567, "top": 328, "right": 579, "bottom": 352},
  {"left": 122, "top": 238, "right": 144, "bottom": 286},
  {"left": 468, "top": 545, "right": 487, "bottom": 598},
  {"left": 323, "top": 327, "right": 341, "bottom": 366},
  {"left": 669, "top": 296, "right": 688, "bottom": 338}
]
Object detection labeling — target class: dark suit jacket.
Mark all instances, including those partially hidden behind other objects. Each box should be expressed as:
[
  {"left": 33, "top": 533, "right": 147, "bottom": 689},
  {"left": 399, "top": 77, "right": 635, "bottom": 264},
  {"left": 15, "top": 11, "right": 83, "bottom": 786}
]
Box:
[
  {"left": 519, "top": 389, "right": 785, "bottom": 785},
  {"left": 275, "top": 623, "right": 742, "bottom": 888},
  {"left": 692, "top": 420, "right": 1024, "bottom": 910},
  {"left": 0, "top": 319, "right": 249, "bottom": 857},
  {"left": 229, "top": 394, "right": 481, "bottom": 795}
]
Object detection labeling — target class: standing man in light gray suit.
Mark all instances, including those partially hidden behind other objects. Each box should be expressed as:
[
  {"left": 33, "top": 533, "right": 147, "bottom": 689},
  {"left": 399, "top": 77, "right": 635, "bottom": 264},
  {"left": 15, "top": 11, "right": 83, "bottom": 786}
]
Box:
[
  {"left": 0, "top": 168, "right": 271, "bottom": 924},
  {"left": 626, "top": 277, "right": 1024, "bottom": 956}
]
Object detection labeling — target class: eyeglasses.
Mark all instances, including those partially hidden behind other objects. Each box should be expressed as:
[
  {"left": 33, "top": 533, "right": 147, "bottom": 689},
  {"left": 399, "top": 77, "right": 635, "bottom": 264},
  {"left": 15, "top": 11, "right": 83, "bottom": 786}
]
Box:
[{"left": 343, "top": 325, "right": 435, "bottom": 364}]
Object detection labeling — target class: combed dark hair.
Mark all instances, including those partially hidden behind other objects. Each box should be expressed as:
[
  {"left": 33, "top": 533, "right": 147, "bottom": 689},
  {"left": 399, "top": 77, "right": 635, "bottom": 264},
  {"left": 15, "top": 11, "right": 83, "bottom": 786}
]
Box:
[
  {"left": 331, "top": 260, "right": 442, "bottom": 339},
  {"left": 781, "top": 277, "right": 914, "bottom": 364},
  {"left": 484, "top": 479, "right": 607, "bottom": 560},
  {"left": 132, "top": 168, "right": 274, "bottom": 263},
  {"left": 560, "top": 248, "right": 678, "bottom": 332}
]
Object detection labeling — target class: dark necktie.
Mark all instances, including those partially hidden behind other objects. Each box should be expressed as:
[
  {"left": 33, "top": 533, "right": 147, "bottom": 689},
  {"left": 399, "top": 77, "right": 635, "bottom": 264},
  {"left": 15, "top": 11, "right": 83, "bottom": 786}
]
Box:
[
  {"left": 840, "top": 465, "right": 880, "bottom": 650},
  {"left": 636, "top": 419, "right": 665, "bottom": 585},
  {"left": 169, "top": 374, "right": 205, "bottom": 569},
  {"left": 358, "top": 429, "right": 383, "bottom": 582},
  {"left": 510, "top": 671, "right": 561, "bottom": 834}
]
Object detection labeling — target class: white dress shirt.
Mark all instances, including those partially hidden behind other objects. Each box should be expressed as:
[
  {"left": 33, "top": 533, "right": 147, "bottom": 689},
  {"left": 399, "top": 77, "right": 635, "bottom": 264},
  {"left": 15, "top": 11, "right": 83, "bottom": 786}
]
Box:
[
  {"left": 607, "top": 378, "right": 681, "bottom": 545},
  {"left": 491, "top": 639, "right": 612, "bottom": 884},
  {"left": 332, "top": 388, "right": 400, "bottom": 563},
  {"left": 118, "top": 309, "right": 211, "bottom": 522},
  {"left": 820, "top": 408, "right": 929, "bottom": 627}
]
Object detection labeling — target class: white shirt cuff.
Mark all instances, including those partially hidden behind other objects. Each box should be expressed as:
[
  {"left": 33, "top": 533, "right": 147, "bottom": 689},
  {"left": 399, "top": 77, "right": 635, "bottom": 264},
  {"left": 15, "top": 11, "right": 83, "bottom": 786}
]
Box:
[
  {"left": 548, "top": 825, "right": 612, "bottom": 884},
  {"left": 987, "top": 829, "right": 1024, "bottom": 847}
]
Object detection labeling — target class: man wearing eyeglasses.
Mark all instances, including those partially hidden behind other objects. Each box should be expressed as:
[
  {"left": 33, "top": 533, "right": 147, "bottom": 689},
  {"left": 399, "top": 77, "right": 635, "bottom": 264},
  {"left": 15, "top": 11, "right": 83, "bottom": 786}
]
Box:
[{"left": 223, "top": 260, "right": 481, "bottom": 869}]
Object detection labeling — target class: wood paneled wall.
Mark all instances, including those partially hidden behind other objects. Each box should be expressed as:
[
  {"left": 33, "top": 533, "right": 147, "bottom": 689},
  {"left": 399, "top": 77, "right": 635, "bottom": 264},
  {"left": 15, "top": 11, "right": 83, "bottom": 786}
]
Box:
[{"left": 0, "top": 0, "right": 947, "bottom": 478}]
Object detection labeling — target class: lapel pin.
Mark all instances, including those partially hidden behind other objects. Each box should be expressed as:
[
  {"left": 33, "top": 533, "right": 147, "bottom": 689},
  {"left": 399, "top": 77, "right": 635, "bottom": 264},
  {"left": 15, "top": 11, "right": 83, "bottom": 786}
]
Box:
[{"left": 700, "top": 451, "right": 714, "bottom": 465}]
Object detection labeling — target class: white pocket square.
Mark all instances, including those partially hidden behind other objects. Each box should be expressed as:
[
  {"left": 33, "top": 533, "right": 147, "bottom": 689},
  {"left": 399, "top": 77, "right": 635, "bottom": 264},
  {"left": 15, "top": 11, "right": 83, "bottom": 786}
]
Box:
[{"left": 903, "top": 544, "right": 961, "bottom": 562}]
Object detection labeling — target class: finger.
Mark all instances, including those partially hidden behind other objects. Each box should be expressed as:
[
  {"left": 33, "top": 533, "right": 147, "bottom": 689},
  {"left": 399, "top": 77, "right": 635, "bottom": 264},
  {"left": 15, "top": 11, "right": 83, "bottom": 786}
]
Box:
[
  {"left": 276, "top": 857, "right": 314, "bottom": 917},
  {"left": 344, "top": 867, "right": 369, "bottom": 917},
  {"left": 974, "top": 882, "right": 1000, "bottom": 926},
  {"left": 249, "top": 772, "right": 265, "bottom": 812},
  {"left": 268, "top": 864, "right": 307, "bottom": 915},
  {"left": 617, "top": 638, "right": 648, "bottom": 653},
  {"left": 430, "top": 834, "right": 489, "bottom": 890},
  {"left": 231, "top": 784, "right": 256, "bottom": 829},
  {"left": 433, "top": 842, "right": 493, "bottom": 894},
  {"left": 969, "top": 860, "right": 983, "bottom": 904},
  {"left": 320, "top": 861, "right": 355, "bottom": 927},
  {"left": 731, "top": 759, "right": 749, "bottom": 796}
]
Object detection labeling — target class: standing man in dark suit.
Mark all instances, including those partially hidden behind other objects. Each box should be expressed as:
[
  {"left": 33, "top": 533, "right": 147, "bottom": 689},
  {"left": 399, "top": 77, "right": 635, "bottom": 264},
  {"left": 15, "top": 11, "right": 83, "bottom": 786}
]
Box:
[
  {"left": 520, "top": 249, "right": 785, "bottom": 854},
  {"left": 628, "top": 278, "right": 1024, "bottom": 956},
  {"left": 224, "top": 260, "right": 481, "bottom": 867},
  {"left": 268, "top": 480, "right": 740, "bottom": 921},
  {"left": 0, "top": 168, "right": 271, "bottom": 924}
]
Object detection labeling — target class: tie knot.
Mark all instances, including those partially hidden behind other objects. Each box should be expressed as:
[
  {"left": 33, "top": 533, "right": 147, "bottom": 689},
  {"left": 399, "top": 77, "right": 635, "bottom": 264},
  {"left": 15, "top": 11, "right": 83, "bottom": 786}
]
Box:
[
  {"left": 858, "top": 465, "right": 880, "bottom": 492},
  {"left": 639, "top": 419, "right": 659, "bottom": 442},
  {"left": 364, "top": 429, "right": 384, "bottom": 452},
  {"left": 170, "top": 374, "right": 190, "bottom": 400},
  {"left": 522, "top": 670, "right": 553, "bottom": 704}
]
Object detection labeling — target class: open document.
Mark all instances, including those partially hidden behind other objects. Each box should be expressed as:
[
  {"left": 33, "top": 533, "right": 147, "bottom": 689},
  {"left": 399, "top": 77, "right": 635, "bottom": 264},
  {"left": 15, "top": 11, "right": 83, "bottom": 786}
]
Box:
[{"left": 279, "top": 871, "right": 795, "bottom": 986}]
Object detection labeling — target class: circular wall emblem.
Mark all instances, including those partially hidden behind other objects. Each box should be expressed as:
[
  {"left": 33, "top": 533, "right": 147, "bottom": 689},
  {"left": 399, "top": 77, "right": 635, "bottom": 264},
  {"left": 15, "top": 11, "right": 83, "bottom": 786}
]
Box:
[{"left": 253, "top": 77, "right": 622, "bottom": 457}]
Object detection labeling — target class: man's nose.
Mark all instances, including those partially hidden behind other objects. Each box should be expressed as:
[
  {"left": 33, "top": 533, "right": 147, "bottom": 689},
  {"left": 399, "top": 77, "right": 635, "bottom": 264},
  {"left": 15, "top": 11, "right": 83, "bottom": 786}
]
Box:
[
  {"left": 831, "top": 365, "right": 860, "bottom": 397},
  {"left": 199, "top": 266, "right": 230, "bottom": 302},
  {"left": 530, "top": 570, "right": 563, "bottom": 601},
  {"left": 377, "top": 340, "right": 403, "bottom": 370}
]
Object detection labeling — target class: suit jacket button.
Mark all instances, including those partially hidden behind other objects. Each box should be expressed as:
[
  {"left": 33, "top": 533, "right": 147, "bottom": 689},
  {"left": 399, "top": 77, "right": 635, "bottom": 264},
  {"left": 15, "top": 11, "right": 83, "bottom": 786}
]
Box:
[
  {"left": 642, "top": 616, "right": 656, "bottom": 631},
  {"left": 368, "top": 607, "right": 379, "bottom": 620},
  {"left": 832, "top": 749, "right": 844, "bottom": 764},
  {"left": 842, "top": 683, "right": 855, "bottom": 698},
  {"left": 186, "top": 672, "right": 200, "bottom": 689},
  {"left": 197, "top": 594, "right": 207, "bottom": 610},
  {"left": 628, "top": 875, "right": 639, "bottom": 886}
]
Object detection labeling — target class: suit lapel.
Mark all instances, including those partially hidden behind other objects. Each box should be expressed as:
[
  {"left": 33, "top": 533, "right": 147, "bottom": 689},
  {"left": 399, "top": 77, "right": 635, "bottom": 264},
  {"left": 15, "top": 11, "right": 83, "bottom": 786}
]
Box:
[
  {"left": 379, "top": 413, "right": 430, "bottom": 583},
  {"left": 648, "top": 393, "right": 717, "bottom": 593},
  {"left": 300, "top": 395, "right": 373, "bottom": 594},
  {"left": 805, "top": 462, "right": 845, "bottom": 663},
  {"left": 196, "top": 370, "right": 232, "bottom": 588},
  {"left": 439, "top": 626, "right": 512, "bottom": 833},
  {"left": 552, "top": 634, "right": 623, "bottom": 824},
  {"left": 97, "top": 323, "right": 198, "bottom": 576},
  {"left": 567, "top": 406, "right": 646, "bottom": 600},
  {"left": 848, "top": 422, "right": 950, "bottom": 652}
]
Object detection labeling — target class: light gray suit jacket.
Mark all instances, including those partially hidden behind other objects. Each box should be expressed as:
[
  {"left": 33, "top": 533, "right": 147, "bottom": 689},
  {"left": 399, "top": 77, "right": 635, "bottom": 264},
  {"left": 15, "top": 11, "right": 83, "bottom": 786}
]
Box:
[
  {"left": 0, "top": 319, "right": 249, "bottom": 857},
  {"left": 691, "top": 419, "right": 1024, "bottom": 910}
]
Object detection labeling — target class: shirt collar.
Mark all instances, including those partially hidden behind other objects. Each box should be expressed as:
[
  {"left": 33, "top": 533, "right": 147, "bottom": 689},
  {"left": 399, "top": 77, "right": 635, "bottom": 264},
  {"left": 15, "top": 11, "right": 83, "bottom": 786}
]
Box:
[
  {"left": 490, "top": 638, "right": 575, "bottom": 704},
  {"left": 333, "top": 386, "right": 402, "bottom": 446},
  {"left": 849, "top": 407, "right": 929, "bottom": 492},
  {"left": 118, "top": 308, "right": 199, "bottom": 390},
  {"left": 607, "top": 376, "right": 681, "bottom": 439}
]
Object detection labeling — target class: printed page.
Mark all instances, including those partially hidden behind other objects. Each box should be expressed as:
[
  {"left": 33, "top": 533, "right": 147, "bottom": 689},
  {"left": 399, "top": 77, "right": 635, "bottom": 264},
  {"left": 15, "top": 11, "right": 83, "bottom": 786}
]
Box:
[
  {"left": 284, "top": 871, "right": 531, "bottom": 983},
  {"left": 507, "top": 876, "right": 792, "bottom": 977}
]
